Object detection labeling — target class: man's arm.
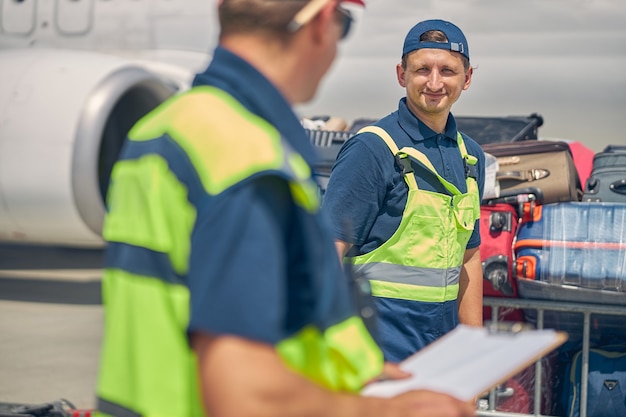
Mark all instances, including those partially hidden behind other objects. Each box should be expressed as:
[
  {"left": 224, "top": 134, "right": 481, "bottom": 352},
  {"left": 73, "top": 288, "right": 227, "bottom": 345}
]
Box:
[
  {"left": 457, "top": 247, "right": 483, "bottom": 327},
  {"left": 191, "top": 332, "right": 476, "bottom": 417}
]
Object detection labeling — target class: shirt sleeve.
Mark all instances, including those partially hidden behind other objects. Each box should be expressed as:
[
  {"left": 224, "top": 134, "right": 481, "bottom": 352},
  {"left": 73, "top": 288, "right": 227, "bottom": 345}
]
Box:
[
  {"left": 187, "top": 175, "right": 291, "bottom": 344},
  {"left": 322, "top": 135, "right": 390, "bottom": 246}
]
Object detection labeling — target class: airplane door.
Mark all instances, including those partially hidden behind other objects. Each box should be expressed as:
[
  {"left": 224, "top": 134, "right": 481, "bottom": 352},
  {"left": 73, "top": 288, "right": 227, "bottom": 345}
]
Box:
[
  {"left": 1, "top": 0, "right": 37, "bottom": 35},
  {"left": 55, "top": 0, "right": 93, "bottom": 35}
]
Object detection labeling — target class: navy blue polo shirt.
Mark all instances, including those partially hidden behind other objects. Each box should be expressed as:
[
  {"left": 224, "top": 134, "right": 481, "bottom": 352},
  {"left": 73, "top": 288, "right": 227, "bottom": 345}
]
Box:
[
  {"left": 186, "top": 47, "right": 352, "bottom": 344},
  {"left": 323, "top": 98, "right": 485, "bottom": 257}
]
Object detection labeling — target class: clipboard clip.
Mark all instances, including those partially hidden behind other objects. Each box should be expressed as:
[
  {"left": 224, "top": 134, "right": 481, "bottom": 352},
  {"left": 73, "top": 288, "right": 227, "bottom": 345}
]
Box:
[{"left": 485, "top": 321, "right": 535, "bottom": 335}]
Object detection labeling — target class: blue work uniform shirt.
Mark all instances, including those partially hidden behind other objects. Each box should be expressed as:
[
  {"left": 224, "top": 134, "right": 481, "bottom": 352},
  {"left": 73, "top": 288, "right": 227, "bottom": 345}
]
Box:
[
  {"left": 186, "top": 47, "right": 351, "bottom": 344},
  {"left": 323, "top": 97, "right": 485, "bottom": 257}
]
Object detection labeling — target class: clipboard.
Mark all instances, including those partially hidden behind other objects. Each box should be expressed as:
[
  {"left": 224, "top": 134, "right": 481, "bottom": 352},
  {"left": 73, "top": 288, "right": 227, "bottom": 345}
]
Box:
[{"left": 361, "top": 323, "right": 567, "bottom": 401}]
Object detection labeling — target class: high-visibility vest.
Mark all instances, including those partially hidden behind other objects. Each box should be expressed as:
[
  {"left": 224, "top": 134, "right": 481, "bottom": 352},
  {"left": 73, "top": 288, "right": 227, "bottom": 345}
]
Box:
[
  {"left": 96, "top": 86, "right": 382, "bottom": 417},
  {"left": 349, "top": 126, "right": 480, "bottom": 302}
]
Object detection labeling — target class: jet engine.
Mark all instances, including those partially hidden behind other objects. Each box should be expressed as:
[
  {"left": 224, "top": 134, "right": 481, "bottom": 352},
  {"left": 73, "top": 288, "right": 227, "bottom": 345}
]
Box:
[{"left": 0, "top": 49, "right": 184, "bottom": 247}]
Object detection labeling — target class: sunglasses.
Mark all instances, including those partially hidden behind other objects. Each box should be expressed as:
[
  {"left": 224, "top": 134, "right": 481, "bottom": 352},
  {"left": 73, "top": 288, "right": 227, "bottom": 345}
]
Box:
[
  {"left": 287, "top": 0, "right": 354, "bottom": 41},
  {"left": 335, "top": 6, "right": 353, "bottom": 40}
]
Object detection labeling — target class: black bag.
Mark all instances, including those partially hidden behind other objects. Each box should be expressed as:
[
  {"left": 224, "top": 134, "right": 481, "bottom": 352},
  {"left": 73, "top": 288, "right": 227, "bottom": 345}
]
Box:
[
  {"left": 457, "top": 113, "right": 543, "bottom": 145},
  {"left": 311, "top": 144, "right": 343, "bottom": 194},
  {"left": 306, "top": 129, "right": 352, "bottom": 195},
  {"left": 583, "top": 145, "right": 626, "bottom": 203}
]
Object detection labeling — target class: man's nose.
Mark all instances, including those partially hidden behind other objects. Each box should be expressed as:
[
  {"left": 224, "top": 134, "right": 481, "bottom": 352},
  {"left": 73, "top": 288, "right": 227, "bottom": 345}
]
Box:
[{"left": 426, "top": 71, "right": 443, "bottom": 91}]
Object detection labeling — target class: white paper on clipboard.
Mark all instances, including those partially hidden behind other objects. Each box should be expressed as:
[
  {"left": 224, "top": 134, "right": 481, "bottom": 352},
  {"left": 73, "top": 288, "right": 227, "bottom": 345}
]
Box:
[{"left": 361, "top": 324, "right": 567, "bottom": 402}]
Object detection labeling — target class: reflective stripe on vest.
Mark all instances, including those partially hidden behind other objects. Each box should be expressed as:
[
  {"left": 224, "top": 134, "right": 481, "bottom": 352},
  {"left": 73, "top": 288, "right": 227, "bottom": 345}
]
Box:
[
  {"left": 349, "top": 126, "right": 480, "bottom": 303},
  {"left": 97, "top": 87, "right": 381, "bottom": 417}
]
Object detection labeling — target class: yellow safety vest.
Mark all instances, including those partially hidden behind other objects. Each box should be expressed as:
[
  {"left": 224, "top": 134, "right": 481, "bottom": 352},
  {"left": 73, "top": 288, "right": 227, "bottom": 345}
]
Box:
[
  {"left": 347, "top": 126, "right": 480, "bottom": 359},
  {"left": 96, "top": 87, "right": 382, "bottom": 417}
]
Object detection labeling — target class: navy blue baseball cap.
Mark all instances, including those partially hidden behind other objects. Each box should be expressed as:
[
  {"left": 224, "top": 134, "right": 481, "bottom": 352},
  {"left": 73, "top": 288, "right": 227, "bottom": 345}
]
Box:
[{"left": 402, "top": 19, "right": 469, "bottom": 61}]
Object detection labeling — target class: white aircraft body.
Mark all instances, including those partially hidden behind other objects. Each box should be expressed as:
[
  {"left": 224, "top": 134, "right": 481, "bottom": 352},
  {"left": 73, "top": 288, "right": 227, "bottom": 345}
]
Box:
[
  {"left": 1, "top": 0, "right": 625, "bottom": 248},
  {"left": 0, "top": 0, "right": 218, "bottom": 247}
]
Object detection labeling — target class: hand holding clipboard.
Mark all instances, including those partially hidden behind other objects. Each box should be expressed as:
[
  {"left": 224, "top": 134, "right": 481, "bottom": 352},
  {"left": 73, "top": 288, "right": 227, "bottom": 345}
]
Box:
[{"left": 362, "top": 324, "right": 567, "bottom": 402}]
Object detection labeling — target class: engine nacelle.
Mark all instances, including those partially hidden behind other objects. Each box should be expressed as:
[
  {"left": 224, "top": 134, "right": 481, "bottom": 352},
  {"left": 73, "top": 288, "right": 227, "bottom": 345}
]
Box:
[{"left": 0, "top": 49, "right": 180, "bottom": 247}]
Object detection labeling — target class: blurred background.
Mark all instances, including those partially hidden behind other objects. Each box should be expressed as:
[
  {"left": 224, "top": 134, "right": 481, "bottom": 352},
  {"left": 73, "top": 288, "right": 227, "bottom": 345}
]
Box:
[
  {"left": 298, "top": 0, "right": 626, "bottom": 152},
  {"left": 1, "top": 0, "right": 625, "bottom": 411}
]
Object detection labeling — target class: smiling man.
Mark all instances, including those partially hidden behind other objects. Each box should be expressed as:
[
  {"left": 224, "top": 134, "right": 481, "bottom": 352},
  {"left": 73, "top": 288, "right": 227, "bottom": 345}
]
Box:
[{"left": 324, "top": 19, "right": 485, "bottom": 363}]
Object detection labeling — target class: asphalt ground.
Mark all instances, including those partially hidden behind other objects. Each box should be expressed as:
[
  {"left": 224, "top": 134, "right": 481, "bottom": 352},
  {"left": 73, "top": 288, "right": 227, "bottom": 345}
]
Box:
[{"left": 0, "top": 244, "right": 104, "bottom": 411}]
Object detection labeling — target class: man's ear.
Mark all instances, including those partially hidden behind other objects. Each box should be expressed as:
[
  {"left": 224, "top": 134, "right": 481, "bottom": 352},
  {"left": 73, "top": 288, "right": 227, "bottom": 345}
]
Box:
[
  {"left": 310, "top": 1, "right": 338, "bottom": 43},
  {"left": 463, "top": 66, "right": 473, "bottom": 91},
  {"left": 396, "top": 63, "right": 407, "bottom": 88}
]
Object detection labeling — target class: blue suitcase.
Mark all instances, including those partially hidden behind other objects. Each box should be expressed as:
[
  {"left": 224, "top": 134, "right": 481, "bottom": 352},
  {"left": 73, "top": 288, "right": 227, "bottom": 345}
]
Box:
[
  {"left": 514, "top": 202, "right": 626, "bottom": 341},
  {"left": 514, "top": 202, "right": 626, "bottom": 296}
]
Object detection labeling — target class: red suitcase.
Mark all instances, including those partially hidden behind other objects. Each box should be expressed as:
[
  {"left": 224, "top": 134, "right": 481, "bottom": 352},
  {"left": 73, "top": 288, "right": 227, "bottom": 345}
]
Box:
[
  {"left": 480, "top": 189, "right": 543, "bottom": 322},
  {"left": 480, "top": 202, "right": 524, "bottom": 322}
]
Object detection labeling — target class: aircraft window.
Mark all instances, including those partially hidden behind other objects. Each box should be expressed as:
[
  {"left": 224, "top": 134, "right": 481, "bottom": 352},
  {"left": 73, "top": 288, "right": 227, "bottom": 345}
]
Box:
[
  {"left": 55, "top": 0, "right": 93, "bottom": 35},
  {"left": 1, "top": 0, "right": 36, "bottom": 34}
]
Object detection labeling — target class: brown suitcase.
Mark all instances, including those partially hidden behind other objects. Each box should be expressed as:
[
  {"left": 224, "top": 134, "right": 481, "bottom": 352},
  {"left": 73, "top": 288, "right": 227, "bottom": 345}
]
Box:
[{"left": 482, "top": 141, "right": 582, "bottom": 204}]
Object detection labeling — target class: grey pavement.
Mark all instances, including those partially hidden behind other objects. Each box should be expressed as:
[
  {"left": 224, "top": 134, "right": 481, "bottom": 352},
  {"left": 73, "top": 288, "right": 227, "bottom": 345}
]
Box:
[{"left": 0, "top": 245, "right": 104, "bottom": 411}]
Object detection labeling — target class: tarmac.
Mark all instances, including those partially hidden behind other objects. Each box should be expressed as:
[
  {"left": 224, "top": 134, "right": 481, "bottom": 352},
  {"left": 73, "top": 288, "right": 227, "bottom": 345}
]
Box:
[{"left": 0, "top": 244, "right": 104, "bottom": 411}]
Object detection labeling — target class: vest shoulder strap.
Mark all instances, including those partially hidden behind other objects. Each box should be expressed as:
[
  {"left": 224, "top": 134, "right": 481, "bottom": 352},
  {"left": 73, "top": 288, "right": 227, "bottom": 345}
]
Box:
[
  {"left": 456, "top": 133, "right": 479, "bottom": 180},
  {"left": 357, "top": 126, "right": 418, "bottom": 190},
  {"left": 357, "top": 126, "right": 400, "bottom": 155},
  {"left": 358, "top": 125, "right": 462, "bottom": 194}
]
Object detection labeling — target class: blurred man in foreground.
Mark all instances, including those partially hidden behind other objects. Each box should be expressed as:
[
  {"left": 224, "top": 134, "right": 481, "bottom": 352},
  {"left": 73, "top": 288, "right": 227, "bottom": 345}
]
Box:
[{"left": 96, "top": 1, "right": 476, "bottom": 416}]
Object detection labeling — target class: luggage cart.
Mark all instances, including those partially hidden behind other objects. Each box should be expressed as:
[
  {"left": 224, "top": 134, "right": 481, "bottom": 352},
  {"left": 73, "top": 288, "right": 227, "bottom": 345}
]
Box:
[{"left": 478, "top": 297, "right": 626, "bottom": 417}]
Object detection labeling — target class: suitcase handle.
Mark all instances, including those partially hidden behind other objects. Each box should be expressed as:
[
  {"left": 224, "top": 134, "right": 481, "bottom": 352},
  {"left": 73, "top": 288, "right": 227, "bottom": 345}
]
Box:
[
  {"left": 494, "top": 385, "right": 515, "bottom": 399},
  {"left": 497, "top": 169, "right": 550, "bottom": 182},
  {"left": 586, "top": 177, "right": 600, "bottom": 194},
  {"left": 610, "top": 179, "right": 626, "bottom": 195},
  {"left": 482, "top": 187, "right": 544, "bottom": 219}
]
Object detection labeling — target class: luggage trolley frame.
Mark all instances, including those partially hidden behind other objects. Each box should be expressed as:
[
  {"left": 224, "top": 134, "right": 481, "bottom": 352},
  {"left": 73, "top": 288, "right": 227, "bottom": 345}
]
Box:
[{"left": 478, "top": 297, "right": 626, "bottom": 417}]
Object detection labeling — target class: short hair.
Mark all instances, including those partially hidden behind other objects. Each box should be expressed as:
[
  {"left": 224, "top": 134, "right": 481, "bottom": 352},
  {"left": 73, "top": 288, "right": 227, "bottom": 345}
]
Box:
[
  {"left": 218, "top": 0, "right": 308, "bottom": 41},
  {"left": 401, "top": 30, "right": 471, "bottom": 71}
]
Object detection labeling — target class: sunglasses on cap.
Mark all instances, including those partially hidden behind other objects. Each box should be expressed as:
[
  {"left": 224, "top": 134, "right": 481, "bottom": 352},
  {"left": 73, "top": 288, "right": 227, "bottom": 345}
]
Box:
[
  {"left": 334, "top": 6, "right": 353, "bottom": 40},
  {"left": 287, "top": 0, "right": 354, "bottom": 41}
]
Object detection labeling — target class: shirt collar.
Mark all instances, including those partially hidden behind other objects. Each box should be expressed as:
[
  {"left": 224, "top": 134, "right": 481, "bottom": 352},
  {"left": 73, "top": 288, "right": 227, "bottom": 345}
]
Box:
[
  {"left": 397, "top": 97, "right": 459, "bottom": 142},
  {"left": 192, "top": 46, "right": 318, "bottom": 165}
]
